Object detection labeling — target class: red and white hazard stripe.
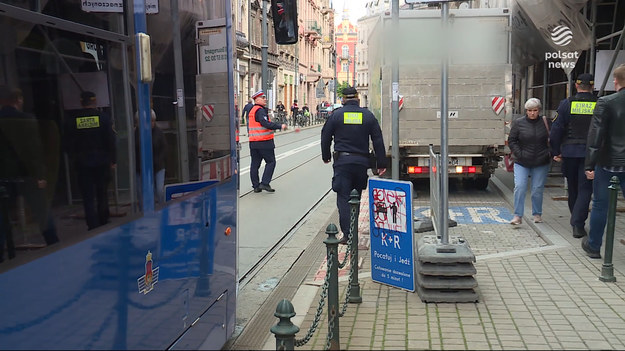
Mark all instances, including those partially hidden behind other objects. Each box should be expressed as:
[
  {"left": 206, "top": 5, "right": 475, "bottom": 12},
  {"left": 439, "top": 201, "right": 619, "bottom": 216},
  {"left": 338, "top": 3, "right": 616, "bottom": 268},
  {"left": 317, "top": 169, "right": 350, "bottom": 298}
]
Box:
[
  {"left": 201, "top": 155, "right": 232, "bottom": 181},
  {"left": 202, "top": 104, "right": 214, "bottom": 122},
  {"left": 491, "top": 96, "right": 505, "bottom": 115}
]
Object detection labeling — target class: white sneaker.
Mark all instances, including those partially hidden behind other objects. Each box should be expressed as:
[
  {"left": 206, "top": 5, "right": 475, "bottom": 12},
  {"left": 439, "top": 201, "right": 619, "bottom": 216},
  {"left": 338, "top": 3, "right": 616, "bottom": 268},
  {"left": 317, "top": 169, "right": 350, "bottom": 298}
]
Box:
[
  {"left": 533, "top": 215, "right": 543, "bottom": 223},
  {"left": 510, "top": 216, "right": 522, "bottom": 225}
]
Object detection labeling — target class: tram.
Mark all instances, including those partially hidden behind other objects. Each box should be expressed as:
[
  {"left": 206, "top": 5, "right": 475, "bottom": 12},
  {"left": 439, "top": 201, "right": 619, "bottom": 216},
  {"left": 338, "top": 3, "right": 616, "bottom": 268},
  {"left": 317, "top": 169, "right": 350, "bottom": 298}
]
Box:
[{"left": 0, "top": 0, "right": 272, "bottom": 349}]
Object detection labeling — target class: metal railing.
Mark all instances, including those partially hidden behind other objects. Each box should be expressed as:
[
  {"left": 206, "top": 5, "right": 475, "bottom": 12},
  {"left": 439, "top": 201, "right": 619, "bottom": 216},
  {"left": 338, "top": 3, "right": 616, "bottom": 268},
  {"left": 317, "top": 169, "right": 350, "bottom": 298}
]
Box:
[
  {"left": 429, "top": 144, "right": 441, "bottom": 236},
  {"left": 271, "top": 190, "right": 362, "bottom": 350}
]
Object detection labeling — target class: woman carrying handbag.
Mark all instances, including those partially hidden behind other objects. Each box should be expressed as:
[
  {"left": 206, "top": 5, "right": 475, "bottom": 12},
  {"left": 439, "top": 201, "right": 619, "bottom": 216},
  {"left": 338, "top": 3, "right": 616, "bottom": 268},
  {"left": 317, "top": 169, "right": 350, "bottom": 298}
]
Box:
[{"left": 507, "top": 98, "right": 551, "bottom": 225}]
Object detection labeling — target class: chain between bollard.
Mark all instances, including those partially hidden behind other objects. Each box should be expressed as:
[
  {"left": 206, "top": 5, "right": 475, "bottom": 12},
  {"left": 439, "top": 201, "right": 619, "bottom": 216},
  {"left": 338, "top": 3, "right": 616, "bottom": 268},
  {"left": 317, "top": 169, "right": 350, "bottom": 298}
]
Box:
[
  {"left": 294, "top": 252, "right": 332, "bottom": 347},
  {"left": 337, "top": 195, "right": 360, "bottom": 316},
  {"left": 337, "top": 229, "right": 352, "bottom": 269},
  {"left": 326, "top": 306, "right": 336, "bottom": 350},
  {"left": 339, "top": 264, "right": 355, "bottom": 317}
]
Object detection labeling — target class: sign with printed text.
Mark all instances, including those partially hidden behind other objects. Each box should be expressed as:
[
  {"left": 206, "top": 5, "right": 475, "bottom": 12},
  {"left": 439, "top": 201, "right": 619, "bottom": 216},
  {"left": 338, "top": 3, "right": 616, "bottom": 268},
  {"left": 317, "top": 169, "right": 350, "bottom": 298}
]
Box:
[
  {"left": 369, "top": 178, "right": 414, "bottom": 292},
  {"left": 81, "top": 0, "right": 159, "bottom": 13},
  {"left": 199, "top": 26, "right": 228, "bottom": 74}
]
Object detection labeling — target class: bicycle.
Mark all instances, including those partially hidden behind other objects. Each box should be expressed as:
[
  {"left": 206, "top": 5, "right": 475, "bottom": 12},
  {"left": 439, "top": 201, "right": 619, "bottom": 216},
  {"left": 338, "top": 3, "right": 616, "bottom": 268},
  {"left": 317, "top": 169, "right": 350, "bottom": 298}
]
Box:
[
  {"left": 298, "top": 111, "right": 312, "bottom": 127},
  {"left": 274, "top": 111, "right": 287, "bottom": 125}
]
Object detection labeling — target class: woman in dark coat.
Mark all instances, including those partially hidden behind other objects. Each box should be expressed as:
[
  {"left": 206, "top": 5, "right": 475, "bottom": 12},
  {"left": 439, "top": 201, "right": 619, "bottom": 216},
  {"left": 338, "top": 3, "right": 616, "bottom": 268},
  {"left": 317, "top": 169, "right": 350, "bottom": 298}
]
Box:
[{"left": 507, "top": 98, "right": 551, "bottom": 225}]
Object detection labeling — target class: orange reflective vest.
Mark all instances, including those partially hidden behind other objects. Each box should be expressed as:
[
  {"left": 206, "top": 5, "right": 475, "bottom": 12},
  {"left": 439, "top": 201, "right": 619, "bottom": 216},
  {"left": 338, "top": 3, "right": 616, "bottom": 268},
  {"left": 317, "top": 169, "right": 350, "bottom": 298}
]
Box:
[{"left": 248, "top": 105, "right": 274, "bottom": 142}]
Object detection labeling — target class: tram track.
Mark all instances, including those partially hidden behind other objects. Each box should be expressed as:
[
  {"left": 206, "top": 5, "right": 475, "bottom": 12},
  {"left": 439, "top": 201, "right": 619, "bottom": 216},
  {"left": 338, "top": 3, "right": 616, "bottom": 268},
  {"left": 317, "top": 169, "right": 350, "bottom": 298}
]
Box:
[
  {"left": 237, "top": 127, "right": 328, "bottom": 287},
  {"left": 238, "top": 186, "right": 331, "bottom": 288},
  {"left": 238, "top": 151, "right": 322, "bottom": 197},
  {"left": 238, "top": 129, "right": 321, "bottom": 163}
]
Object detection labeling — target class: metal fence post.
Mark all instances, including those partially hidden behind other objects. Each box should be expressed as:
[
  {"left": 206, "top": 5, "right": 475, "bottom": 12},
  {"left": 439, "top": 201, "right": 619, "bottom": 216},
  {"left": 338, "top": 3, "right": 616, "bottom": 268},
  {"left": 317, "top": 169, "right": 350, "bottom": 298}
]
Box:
[
  {"left": 270, "top": 299, "right": 300, "bottom": 350},
  {"left": 324, "top": 223, "right": 340, "bottom": 350},
  {"left": 600, "top": 176, "right": 620, "bottom": 282},
  {"left": 348, "top": 189, "right": 362, "bottom": 303}
]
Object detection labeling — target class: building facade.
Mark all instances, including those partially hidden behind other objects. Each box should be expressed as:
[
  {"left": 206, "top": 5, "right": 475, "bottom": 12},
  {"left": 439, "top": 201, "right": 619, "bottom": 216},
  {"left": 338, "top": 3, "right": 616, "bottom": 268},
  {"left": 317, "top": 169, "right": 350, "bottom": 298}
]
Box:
[
  {"left": 233, "top": 0, "right": 280, "bottom": 115},
  {"left": 335, "top": 10, "right": 357, "bottom": 88},
  {"left": 233, "top": 0, "right": 335, "bottom": 118},
  {"left": 295, "top": 0, "right": 335, "bottom": 111}
]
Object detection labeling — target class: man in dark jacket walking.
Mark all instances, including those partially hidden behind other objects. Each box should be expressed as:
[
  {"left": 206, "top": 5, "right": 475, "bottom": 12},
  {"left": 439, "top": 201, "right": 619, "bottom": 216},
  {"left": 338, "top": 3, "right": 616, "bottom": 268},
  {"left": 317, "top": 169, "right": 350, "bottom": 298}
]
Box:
[
  {"left": 241, "top": 98, "right": 253, "bottom": 126},
  {"left": 321, "top": 86, "right": 387, "bottom": 244},
  {"left": 582, "top": 64, "right": 625, "bottom": 259},
  {"left": 0, "top": 87, "right": 58, "bottom": 261},
  {"left": 65, "top": 91, "right": 116, "bottom": 230},
  {"left": 550, "top": 73, "right": 597, "bottom": 238}
]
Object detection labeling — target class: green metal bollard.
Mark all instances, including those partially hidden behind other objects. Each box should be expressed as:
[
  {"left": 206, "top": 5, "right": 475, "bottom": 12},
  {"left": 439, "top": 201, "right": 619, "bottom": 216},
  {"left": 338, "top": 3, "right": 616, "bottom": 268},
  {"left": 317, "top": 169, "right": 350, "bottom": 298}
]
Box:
[
  {"left": 324, "top": 223, "right": 340, "bottom": 350},
  {"left": 348, "top": 189, "right": 362, "bottom": 303},
  {"left": 600, "top": 176, "right": 620, "bottom": 282},
  {"left": 270, "top": 299, "right": 300, "bottom": 350}
]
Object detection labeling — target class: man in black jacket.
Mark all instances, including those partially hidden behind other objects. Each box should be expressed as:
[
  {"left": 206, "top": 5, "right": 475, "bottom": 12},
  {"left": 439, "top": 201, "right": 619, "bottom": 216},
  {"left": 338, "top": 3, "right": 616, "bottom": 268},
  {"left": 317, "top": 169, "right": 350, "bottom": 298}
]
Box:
[
  {"left": 241, "top": 98, "right": 253, "bottom": 126},
  {"left": 321, "top": 86, "right": 387, "bottom": 244},
  {"left": 582, "top": 64, "right": 625, "bottom": 259},
  {"left": 0, "top": 87, "right": 58, "bottom": 261},
  {"left": 65, "top": 91, "right": 116, "bottom": 230},
  {"left": 550, "top": 73, "right": 597, "bottom": 238}
]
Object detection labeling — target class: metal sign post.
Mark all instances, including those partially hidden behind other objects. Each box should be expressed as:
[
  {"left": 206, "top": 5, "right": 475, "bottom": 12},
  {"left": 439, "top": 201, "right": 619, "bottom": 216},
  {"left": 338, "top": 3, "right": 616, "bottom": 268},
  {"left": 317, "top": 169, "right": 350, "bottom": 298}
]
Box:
[
  {"left": 409, "top": 0, "right": 461, "bottom": 244},
  {"left": 439, "top": 1, "right": 450, "bottom": 245}
]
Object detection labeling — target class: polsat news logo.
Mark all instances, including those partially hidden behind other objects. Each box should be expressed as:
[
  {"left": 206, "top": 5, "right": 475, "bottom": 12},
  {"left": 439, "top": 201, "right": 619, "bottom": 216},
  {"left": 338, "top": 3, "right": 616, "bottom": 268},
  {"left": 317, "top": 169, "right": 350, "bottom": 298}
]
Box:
[{"left": 545, "top": 23, "right": 578, "bottom": 70}]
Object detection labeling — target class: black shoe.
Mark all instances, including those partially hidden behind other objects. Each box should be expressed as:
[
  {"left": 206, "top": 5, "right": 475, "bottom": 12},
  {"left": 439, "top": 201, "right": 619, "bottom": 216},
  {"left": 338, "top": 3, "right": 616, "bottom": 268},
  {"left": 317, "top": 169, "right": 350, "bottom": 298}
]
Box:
[
  {"left": 253, "top": 187, "right": 262, "bottom": 193},
  {"left": 581, "top": 237, "right": 601, "bottom": 259},
  {"left": 572, "top": 226, "right": 587, "bottom": 238},
  {"left": 259, "top": 184, "right": 275, "bottom": 192}
]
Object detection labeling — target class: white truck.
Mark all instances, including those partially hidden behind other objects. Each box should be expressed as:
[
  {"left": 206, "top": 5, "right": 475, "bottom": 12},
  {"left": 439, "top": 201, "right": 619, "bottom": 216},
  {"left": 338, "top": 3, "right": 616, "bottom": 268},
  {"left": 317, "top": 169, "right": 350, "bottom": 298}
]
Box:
[{"left": 367, "top": 7, "right": 512, "bottom": 189}]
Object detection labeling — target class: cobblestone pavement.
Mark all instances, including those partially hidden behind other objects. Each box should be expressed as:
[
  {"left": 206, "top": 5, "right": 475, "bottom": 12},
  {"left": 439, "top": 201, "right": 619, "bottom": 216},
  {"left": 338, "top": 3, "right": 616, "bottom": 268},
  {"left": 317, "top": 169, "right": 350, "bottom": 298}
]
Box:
[{"left": 289, "top": 173, "right": 625, "bottom": 351}]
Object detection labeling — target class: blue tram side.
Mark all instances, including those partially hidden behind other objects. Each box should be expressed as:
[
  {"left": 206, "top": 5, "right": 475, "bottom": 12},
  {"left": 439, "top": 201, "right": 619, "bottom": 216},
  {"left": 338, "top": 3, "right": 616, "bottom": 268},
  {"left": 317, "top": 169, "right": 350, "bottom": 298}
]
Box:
[{"left": 0, "top": 1, "right": 237, "bottom": 349}]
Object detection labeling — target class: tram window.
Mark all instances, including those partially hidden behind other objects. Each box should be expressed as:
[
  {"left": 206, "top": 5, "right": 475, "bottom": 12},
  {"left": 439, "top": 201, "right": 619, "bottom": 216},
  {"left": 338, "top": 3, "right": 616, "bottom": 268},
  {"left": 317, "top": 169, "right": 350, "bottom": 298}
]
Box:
[
  {"left": 0, "top": 18, "right": 133, "bottom": 269},
  {"left": 271, "top": 0, "right": 298, "bottom": 45}
]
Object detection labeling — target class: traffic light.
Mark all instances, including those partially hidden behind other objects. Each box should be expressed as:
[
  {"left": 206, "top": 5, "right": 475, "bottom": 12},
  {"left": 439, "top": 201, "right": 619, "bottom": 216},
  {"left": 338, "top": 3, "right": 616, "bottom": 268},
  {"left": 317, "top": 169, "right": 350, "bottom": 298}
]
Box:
[{"left": 271, "top": 0, "right": 298, "bottom": 45}]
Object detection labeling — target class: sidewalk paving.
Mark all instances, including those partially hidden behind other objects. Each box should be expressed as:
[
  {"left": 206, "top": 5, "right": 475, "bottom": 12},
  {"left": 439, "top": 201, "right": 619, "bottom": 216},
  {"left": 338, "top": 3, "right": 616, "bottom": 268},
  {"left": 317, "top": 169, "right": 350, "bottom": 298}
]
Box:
[{"left": 256, "top": 171, "right": 625, "bottom": 350}]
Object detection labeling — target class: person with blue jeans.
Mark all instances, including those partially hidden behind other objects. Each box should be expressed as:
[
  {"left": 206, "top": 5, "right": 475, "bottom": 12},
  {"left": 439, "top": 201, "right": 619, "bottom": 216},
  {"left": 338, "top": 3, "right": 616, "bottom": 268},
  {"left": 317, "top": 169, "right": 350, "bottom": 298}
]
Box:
[
  {"left": 507, "top": 98, "right": 552, "bottom": 225},
  {"left": 582, "top": 64, "right": 625, "bottom": 259},
  {"left": 134, "top": 109, "right": 167, "bottom": 208}
]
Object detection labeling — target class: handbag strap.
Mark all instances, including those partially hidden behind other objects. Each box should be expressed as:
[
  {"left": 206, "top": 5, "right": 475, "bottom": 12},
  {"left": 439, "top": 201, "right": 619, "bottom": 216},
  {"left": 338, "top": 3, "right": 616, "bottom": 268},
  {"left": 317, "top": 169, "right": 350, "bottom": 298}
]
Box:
[
  {"left": 542, "top": 116, "right": 550, "bottom": 133},
  {"left": 542, "top": 116, "right": 551, "bottom": 146}
]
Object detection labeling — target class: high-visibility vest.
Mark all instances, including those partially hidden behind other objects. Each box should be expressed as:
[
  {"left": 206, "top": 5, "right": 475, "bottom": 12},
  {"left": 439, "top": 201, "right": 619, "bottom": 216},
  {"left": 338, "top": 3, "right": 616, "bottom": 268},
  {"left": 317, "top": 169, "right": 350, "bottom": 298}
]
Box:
[
  {"left": 248, "top": 105, "right": 274, "bottom": 142},
  {"left": 235, "top": 127, "right": 240, "bottom": 142}
]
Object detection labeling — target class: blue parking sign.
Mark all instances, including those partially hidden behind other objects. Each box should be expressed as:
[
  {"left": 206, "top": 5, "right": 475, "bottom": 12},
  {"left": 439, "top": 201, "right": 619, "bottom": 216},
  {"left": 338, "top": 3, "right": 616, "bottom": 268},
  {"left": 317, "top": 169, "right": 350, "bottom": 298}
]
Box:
[{"left": 368, "top": 178, "right": 414, "bottom": 291}]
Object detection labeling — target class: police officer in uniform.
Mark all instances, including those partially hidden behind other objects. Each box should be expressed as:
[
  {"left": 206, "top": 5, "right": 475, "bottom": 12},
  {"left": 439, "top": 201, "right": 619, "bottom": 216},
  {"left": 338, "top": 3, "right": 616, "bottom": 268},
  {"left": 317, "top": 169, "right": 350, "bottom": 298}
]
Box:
[
  {"left": 550, "top": 73, "right": 597, "bottom": 238},
  {"left": 65, "top": 91, "right": 116, "bottom": 230},
  {"left": 248, "top": 90, "right": 287, "bottom": 193},
  {"left": 321, "top": 86, "right": 387, "bottom": 244}
]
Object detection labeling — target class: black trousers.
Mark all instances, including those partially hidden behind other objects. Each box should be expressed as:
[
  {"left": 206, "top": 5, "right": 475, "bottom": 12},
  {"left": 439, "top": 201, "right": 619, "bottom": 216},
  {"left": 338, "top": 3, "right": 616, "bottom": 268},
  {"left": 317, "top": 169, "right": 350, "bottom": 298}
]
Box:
[
  {"left": 332, "top": 164, "right": 368, "bottom": 236},
  {"left": 562, "top": 157, "right": 593, "bottom": 228},
  {"left": 250, "top": 148, "right": 276, "bottom": 189},
  {"left": 77, "top": 165, "right": 111, "bottom": 230},
  {"left": 0, "top": 180, "right": 58, "bottom": 262}
]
